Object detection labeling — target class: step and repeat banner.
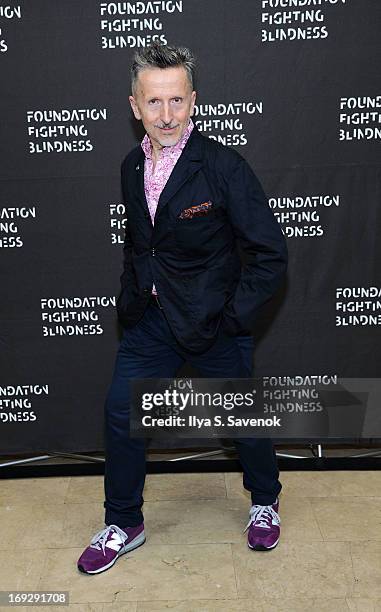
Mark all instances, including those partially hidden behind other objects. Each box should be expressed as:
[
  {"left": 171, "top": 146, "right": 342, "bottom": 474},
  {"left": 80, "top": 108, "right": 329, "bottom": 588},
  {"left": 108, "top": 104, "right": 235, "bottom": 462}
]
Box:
[{"left": 1, "top": 1, "right": 380, "bottom": 453}]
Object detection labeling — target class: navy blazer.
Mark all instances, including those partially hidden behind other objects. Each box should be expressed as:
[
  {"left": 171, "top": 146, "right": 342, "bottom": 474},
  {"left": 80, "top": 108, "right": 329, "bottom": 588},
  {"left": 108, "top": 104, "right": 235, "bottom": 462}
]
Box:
[{"left": 117, "top": 124, "right": 288, "bottom": 353}]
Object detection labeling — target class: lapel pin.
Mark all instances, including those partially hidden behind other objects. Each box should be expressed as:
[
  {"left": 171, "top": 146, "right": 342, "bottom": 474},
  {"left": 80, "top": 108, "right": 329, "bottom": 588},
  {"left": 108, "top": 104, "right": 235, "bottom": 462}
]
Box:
[{"left": 135, "top": 164, "right": 140, "bottom": 170}]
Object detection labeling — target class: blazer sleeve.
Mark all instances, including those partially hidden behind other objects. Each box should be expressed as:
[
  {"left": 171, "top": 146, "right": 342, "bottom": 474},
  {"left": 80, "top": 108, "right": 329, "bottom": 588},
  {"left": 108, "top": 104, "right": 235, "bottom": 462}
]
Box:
[
  {"left": 119, "top": 157, "right": 137, "bottom": 292},
  {"left": 221, "top": 157, "right": 288, "bottom": 336}
]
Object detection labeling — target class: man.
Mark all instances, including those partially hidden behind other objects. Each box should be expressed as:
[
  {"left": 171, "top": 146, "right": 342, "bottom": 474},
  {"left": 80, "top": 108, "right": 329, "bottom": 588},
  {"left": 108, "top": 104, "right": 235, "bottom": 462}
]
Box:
[{"left": 77, "top": 42, "right": 287, "bottom": 575}]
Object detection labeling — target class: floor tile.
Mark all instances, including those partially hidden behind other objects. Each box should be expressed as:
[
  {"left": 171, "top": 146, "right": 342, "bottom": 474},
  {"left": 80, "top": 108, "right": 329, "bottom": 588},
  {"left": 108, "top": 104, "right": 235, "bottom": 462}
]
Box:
[
  {"left": 143, "top": 494, "right": 322, "bottom": 545},
  {"left": 143, "top": 472, "right": 227, "bottom": 501},
  {"left": 350, "top": 542, "right": 381, "bottom": 598},
  {"left": 65, "top": 476, "right": 104, "bottom": 504},
  {"left": 346, "top": 599, "right": 381, "bottom": 612},
  {"left": 232, "top": 541, "right": 354, "bottom": 599},
  {"left": 3, "top": 470, "right": 381, "bottom": 611},
  {"left": 38, "top": 544, "right": 237, "bottom": 603},
  {"left": 136, "top": 598, "right": 353, "bottom": 611},
  {"left": 15, "top": 605, "right": 106, "bottom": 612},
  {"left": 137, "top": 600, "right": 259, "bottom": 611},
  {"left": 15, "top": 604, "right": 137, "bottom": 612},
  {"left": 277, "top": 471, "right": 381, "bottom": 498},
  {"left": 0, "top": 549, "right": 47, "bottom": 591},
  {"left": 311, "top": 498, "right": 381, "bottom": 541},
  {"left": 0, "top": 477, "right": 70, "bottom": 506},
  {"left": 58, "top": 502, "right": 105, "bottom": 548},
  {"left": 258, "top": 599, "right": 350, "bottom": 612},
  {"left": 0, "top": 503, "right": 65, "bottom": 550},
  {"left": 225, "top": 471, "right": 381, "bottom": 500},
  {"left": 65, "top": 472, "right": 227, "bottom": 505}
]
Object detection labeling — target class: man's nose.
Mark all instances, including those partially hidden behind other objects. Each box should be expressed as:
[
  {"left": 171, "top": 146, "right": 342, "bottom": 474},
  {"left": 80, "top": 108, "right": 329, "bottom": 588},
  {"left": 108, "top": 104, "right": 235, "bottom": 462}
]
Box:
[{"left": 160, "top": 103, "right": 172, "bottom": 125}]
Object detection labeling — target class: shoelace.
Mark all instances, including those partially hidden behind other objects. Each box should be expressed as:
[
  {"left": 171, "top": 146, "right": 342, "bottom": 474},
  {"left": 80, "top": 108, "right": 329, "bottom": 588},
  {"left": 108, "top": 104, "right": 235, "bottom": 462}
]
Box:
[
  {"left": 89, "top": 524, "right": 128, "bottom": 556},
  {"left": 243, "top": 503, "right": 280, "bottom": 534}
]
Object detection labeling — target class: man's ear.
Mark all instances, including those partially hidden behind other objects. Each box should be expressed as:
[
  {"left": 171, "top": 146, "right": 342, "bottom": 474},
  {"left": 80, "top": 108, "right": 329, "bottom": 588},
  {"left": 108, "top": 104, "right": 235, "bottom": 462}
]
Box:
[{"left": 129, "top": 95, "right": 142, "bottom": 120}]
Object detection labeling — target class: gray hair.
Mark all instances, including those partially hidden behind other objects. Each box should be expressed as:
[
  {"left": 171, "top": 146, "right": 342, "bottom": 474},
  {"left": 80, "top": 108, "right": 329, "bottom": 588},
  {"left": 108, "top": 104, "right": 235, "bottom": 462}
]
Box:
[{"left": 131, "top": 42, "right": 196, "bottom": 95}]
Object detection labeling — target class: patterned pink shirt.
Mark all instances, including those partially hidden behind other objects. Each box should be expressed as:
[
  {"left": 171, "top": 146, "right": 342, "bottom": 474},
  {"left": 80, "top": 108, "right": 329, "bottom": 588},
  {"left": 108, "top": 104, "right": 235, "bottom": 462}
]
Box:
[{"left": 141, "top": 118, "right": 194, "bottom": 295}]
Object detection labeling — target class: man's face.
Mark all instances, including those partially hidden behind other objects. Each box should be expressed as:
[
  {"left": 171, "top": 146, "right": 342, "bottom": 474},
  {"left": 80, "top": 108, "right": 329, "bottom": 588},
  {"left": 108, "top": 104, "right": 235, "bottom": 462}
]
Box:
[{"left": 129, "top": 66, "right": 196, "bottom": 151}]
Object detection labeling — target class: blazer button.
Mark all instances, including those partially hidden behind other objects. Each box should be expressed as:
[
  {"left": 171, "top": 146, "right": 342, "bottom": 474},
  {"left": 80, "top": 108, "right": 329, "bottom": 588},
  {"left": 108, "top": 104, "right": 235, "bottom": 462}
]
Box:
[
  {"left": 143, "top": 288, "right": 149, "bottom": 293},
  {"left": 144, "top": 212, "right": 149, "bottom": 218}
]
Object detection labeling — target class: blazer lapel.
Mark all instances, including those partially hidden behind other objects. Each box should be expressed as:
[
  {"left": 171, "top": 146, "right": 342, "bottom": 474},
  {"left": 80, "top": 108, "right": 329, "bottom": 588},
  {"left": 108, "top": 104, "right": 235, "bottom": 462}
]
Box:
[
  {"left": 155, "top": 127, "right": 204, "bottom": 220},
  {"left": 132, "top": 149, "right": 152, "bottom": 223}
]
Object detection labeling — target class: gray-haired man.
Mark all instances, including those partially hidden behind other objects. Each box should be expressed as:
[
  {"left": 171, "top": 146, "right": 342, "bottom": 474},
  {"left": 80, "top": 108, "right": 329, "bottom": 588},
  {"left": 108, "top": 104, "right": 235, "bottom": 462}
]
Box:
[{"left": 77, "top": 42, "right": 287, "bottom": 575}]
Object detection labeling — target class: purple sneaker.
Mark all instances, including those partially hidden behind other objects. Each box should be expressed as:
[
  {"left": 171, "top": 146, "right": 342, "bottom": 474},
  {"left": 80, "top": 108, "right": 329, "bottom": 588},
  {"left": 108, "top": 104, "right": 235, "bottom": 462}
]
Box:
[
  {"left": 77, "top": 523, "right": 145, "bottom": 574},
  {"left": 243, "top": 498, "right": 280, "bottom": 551}
]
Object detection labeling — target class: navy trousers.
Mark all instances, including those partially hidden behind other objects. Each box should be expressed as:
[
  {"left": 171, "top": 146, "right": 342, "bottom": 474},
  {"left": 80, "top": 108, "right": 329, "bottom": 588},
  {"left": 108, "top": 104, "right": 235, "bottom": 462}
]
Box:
[{"left": 104, "top": 301, "right": 282, "bottom": 527}]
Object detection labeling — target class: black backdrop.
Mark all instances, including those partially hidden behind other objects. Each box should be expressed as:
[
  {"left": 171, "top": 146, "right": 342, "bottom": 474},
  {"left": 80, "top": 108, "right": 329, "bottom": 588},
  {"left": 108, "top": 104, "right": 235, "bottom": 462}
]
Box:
[{"left": 1, "top": 0, "right": 380, "bottom": 453}]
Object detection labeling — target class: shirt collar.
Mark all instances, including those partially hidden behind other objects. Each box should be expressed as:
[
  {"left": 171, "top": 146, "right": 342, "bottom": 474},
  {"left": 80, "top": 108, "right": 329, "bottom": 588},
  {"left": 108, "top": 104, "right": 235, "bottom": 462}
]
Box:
[{"left": 141, "top": 118, "right": 194, "bottom": 160}]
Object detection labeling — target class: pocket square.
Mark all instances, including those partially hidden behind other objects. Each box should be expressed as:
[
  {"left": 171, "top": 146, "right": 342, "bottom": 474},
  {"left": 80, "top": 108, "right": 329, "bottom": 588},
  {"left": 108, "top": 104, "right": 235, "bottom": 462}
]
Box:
[{"left": 178, "top": 200, "right": 213, "bottom": 219}]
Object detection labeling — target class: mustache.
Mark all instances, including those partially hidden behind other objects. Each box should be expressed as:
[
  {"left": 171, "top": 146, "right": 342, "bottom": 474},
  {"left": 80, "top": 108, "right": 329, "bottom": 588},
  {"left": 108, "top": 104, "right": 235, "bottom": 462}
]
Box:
[{"left": 156, "top": 123, "right": 179, "bottom": 129}]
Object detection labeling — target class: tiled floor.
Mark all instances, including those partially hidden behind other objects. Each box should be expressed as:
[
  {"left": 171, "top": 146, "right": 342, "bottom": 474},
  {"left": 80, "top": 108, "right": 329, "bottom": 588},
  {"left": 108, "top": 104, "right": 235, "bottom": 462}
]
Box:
[{"left": 0, "top": 471, "right": 381, "bottom": 611}]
